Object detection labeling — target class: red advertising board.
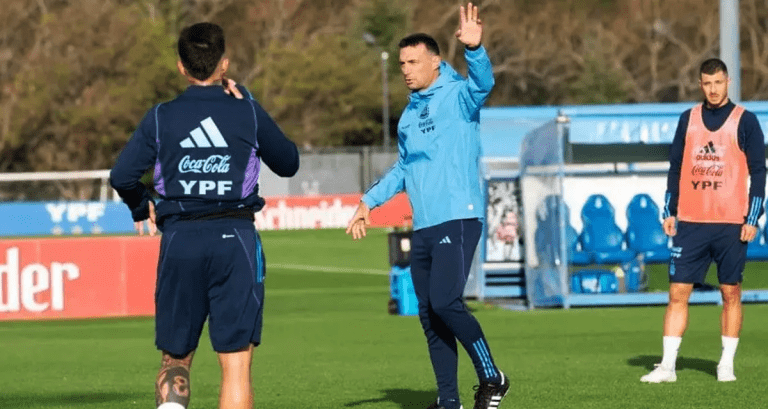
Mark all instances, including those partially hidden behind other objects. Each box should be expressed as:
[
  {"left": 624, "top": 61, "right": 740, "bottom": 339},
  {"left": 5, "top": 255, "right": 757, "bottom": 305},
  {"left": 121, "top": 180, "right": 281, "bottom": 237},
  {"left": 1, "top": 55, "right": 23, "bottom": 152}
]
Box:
[
  {"left": 0, "top": 236, "right": 159, "bottom": 321},
  {"left": 255, "top": 193, "right": 412, "bottom": 230},
  {"left": 0, "top": 193, "right": 411, "bottom": 321}
]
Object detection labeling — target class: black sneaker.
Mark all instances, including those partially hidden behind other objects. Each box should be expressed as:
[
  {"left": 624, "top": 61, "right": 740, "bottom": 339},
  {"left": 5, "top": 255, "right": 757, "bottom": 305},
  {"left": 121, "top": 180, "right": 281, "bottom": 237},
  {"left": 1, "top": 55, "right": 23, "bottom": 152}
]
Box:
[{"left": 473, "top": 372, "right": 509, "bottom": 409}]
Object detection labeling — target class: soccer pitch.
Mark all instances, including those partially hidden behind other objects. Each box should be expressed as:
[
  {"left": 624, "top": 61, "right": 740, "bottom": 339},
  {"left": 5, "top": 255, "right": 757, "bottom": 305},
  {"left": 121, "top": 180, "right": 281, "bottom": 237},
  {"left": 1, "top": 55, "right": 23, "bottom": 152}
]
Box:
[{"left": 1, "top": 228, "right": 767, "bottom": 408}]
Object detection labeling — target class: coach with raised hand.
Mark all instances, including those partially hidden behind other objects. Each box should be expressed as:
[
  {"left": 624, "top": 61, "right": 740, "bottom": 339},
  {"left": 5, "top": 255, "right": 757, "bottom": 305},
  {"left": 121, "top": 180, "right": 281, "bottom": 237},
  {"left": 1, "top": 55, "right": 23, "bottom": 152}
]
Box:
[{"left": 346, "top": 4, "right": 508, "bottom": 409}]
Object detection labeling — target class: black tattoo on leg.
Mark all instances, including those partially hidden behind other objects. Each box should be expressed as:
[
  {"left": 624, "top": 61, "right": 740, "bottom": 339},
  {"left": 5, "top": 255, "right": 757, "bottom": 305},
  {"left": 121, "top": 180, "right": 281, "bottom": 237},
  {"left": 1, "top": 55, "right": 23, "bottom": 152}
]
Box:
[{"left": 156, "top": 352, "right": 193, "bottom": 407}]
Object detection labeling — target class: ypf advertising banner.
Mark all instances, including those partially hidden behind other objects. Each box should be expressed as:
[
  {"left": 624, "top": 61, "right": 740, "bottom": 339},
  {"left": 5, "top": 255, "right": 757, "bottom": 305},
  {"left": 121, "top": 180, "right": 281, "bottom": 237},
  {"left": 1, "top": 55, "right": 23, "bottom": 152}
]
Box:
[
  {"left": 0, "top": 237, "right": 158, "bottom": 321},
  {"left": 1, "top": 202, "right": 135, "bottom": 236}
]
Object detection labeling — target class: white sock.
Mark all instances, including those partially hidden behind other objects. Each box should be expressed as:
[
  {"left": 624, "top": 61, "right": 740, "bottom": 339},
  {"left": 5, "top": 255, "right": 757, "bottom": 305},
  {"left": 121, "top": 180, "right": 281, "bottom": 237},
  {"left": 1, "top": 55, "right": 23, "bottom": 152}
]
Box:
[
  {"left": 719, "top": 336, "right": 739, "bottom": 367},
  {"left": 157, "top": 403, "right": 185, "bottom": 409},
  {"left": 660, "top": 336, "right": 682, "bottom": 370}
]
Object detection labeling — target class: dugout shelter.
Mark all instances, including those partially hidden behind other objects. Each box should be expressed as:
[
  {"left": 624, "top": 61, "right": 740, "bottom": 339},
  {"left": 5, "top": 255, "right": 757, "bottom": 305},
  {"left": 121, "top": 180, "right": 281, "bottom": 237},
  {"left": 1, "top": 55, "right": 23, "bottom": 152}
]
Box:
[{"left": 471, "top": 102, "right": 768, "bottom": 309}]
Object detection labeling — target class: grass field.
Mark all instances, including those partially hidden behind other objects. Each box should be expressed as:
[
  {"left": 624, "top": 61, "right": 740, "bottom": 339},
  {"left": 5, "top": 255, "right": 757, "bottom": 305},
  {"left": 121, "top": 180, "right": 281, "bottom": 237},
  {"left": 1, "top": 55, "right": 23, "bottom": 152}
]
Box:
[{"left": 1, "top": 228, "right": 768, "bottom": 408}]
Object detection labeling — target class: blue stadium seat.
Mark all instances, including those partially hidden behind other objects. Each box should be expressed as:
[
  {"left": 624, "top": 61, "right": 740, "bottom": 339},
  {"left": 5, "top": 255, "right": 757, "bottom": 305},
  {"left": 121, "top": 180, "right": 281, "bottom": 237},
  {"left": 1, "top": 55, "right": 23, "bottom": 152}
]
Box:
[
  {"left": 747, "top": 224, "right": 768, "bottom": 260},
  {"left": 625, "top": 193, "right": 671, "bottom": 263},
  {"left": 579, "top": 194, "right": 635, "bottom": 264},
  {"left": 567, "top": 224, "right": 592, "bottom": 265},
  {"left": 534, "top": 195, "right": 591, "bottom": 266}
]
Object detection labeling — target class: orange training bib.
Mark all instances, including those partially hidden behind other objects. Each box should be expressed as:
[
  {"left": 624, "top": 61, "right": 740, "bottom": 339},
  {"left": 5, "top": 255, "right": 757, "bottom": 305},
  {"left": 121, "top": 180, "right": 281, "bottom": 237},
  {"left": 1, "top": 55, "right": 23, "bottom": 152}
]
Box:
[{"left": 677, "top": 104, "right": 748, "bottom": 224}]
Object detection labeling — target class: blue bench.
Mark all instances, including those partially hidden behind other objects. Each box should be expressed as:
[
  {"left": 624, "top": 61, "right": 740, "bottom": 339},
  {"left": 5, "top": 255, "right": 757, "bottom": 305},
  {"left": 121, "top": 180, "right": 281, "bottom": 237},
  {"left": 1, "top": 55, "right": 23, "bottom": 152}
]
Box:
[
  {"left": 579, "top": 194, "right": 635, "bottom": 265},
  {"left": 625, "top": 193, "right": 671, "bottom": 263}
]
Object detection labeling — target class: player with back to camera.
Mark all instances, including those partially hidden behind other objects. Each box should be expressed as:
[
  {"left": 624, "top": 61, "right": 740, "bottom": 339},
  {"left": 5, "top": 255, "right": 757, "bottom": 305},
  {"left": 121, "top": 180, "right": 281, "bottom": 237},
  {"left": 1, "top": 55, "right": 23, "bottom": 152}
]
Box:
[
  {"left": 110, "top": 22, "right": 299, "bottom": 408},
  {"left": 640, "top": 58, "right": 765, "bottom": 384},
  {"left": 346, "top": 4, "right": 509, "bottom": 409}
]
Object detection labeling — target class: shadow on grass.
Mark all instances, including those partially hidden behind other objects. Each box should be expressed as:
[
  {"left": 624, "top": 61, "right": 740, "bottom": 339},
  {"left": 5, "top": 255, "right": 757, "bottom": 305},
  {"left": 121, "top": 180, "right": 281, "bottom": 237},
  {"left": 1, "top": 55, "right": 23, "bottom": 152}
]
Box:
[
  {"left": 627, "top": 355, "right": 717, "bottom": 378},
  {"left": 345, "top": 389, "right": 436, "bottom": 408},
  {"left": 0, "top": 391, "right": 142, "bottom": 408}
]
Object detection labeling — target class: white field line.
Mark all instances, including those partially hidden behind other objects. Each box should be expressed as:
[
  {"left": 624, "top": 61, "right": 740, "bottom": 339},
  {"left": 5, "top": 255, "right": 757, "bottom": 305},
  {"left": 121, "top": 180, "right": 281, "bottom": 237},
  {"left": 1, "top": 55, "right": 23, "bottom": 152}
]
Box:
[{"left": 270, "top": 263, "right": 389, "bottom": 275}]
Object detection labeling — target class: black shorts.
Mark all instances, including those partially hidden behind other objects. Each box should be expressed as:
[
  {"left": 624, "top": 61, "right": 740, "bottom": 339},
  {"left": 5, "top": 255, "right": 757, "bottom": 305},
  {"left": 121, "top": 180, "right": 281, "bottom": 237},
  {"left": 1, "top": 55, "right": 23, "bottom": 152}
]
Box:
[
  {"left": 669, "top": 221, "right": 746, "bottom": 285},
  {"left": 155, "top": 219, "right": 265, "bottom": 356}
]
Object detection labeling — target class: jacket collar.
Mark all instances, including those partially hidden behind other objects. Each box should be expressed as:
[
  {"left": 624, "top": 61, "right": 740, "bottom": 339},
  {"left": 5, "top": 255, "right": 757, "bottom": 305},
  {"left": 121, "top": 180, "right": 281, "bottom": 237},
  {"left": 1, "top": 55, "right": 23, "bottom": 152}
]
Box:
[
  {"left": 701, "top": 99, "right": 734, "bottom": 113},
  {"left": 408, "top": 61, "right": 462, "bottom": 101},
  {"left": 183, "top": 84, "right": 227, "bottom": 97}
]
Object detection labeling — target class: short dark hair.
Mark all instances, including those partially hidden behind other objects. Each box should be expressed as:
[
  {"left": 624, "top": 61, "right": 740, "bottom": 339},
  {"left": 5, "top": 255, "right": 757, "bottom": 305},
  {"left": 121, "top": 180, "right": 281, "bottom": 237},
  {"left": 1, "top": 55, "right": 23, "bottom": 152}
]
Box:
[
  {"left": 700, "top": 58, "right": 728, "bottom": 76},
  {"left": 177, "top": 22, "right": 226, "bottom": 81},
  {"left": 398, "top": 33, "right": 440, "bottom": 56}
]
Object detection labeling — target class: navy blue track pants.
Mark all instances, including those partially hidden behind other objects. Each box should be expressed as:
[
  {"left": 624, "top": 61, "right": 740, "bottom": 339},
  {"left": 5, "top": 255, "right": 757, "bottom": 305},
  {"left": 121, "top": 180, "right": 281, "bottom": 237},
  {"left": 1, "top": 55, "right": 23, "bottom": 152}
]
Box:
[{"left": 410, "top": 218, "right": 500, "bottom": 404}]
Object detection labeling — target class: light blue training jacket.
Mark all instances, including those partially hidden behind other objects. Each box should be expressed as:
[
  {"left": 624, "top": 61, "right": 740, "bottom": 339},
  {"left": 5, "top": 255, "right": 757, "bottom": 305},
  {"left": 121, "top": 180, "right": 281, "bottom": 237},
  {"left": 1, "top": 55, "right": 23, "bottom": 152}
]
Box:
[{"left": 361, "top": 46, "right": 495, "bottom": 230}]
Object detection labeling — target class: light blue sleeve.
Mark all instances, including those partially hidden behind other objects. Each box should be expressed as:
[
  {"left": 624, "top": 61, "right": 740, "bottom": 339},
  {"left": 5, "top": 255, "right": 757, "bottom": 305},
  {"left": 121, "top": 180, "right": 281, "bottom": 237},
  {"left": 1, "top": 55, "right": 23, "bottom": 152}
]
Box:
[
  {"left": 459, "top": 46, "right": 495, "bottom": 119},
  {"left": 361, "top": 138, "right": 406, "bottom": 209}
]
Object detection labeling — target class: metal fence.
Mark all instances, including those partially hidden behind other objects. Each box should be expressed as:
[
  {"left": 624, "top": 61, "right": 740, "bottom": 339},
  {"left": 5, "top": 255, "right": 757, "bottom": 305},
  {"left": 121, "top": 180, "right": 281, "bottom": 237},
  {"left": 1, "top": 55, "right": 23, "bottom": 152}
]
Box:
[{"left": 259, "top": 147, "right": 398, "bottom": 197}]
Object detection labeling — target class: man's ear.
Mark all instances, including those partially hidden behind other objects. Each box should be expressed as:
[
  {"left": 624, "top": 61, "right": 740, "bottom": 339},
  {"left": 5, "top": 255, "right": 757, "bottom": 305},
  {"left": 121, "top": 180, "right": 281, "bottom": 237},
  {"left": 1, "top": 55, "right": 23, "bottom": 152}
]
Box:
[
  {"left": 220, "top": 58, "right": 229, "bottom": 75},
  {"left": 431, "top": 55, "right": 441, "bottom": 71},
  {"left": 177, "top": 61, "right": 187, "bottom": 77}
]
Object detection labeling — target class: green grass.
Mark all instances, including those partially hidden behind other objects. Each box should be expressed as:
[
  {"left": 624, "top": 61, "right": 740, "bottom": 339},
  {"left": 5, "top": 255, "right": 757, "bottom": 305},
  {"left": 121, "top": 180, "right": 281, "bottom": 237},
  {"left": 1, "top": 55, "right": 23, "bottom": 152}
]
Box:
[
  {"left": 1, "top": 228, "right": 768, "bottom": 408},
  {"left": 644, "top": 261, "right": 768, "bottom": 291}
]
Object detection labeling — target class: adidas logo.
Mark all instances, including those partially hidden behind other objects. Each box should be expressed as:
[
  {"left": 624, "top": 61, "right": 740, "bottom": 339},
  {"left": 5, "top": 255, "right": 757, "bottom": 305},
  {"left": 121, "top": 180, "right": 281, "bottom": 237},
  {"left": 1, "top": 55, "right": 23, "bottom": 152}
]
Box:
[
  {"left": 699, "top": 141, "right": 716, "bottom": 154},
  {"left": 439, "top": 236, "right": 452, "bottom": 244},
  {"left": 695, "top": 141, "right": 720, "bottom": 161},
  {"left": 180, "top": 117, "right": 228, "bottom": 148}
]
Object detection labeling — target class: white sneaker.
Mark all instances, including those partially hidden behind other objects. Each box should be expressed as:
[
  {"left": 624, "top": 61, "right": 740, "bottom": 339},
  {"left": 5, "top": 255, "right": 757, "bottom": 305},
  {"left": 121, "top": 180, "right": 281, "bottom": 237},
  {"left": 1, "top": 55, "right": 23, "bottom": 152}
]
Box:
[
  {"left": 640, "top": 364, "right": 677, "bottom": 383},
  {"left": 717, "top": 365, "right": 736, "bottom": 382}
]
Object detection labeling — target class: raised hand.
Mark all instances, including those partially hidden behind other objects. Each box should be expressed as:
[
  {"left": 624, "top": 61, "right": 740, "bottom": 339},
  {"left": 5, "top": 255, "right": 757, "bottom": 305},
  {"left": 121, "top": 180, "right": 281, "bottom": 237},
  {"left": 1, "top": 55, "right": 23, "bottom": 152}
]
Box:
[{"left": 455, "top": 3, "right": 482, "bottom": 48}]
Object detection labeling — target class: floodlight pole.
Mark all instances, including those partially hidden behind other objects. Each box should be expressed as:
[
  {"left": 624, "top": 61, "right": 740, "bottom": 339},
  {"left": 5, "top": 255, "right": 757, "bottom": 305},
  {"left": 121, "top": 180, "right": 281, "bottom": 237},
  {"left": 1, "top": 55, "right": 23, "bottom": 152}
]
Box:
[
  {"left": 380, "top": 51, "right": 391, "bottom": 151},
  {"left": 720, "top": 0, "right": 740, "bottom": 102},
  {"left": 363, "top": 32, "right": 391, "bottom": 151}
]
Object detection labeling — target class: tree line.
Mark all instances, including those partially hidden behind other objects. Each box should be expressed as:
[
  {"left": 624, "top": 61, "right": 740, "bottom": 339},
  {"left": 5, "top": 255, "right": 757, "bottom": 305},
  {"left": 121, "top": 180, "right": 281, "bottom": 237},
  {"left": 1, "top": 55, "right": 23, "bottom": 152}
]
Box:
[{"left": 2, "top": 0, "right": 768, "bottom": 181}]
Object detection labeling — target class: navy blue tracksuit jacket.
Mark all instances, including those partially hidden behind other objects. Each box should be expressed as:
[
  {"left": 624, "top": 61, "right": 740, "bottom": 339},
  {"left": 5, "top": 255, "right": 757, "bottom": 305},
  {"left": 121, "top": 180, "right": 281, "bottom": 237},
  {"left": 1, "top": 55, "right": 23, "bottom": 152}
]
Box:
[{"left": 110, "top": 85, "right": 299, "bottom": 225}]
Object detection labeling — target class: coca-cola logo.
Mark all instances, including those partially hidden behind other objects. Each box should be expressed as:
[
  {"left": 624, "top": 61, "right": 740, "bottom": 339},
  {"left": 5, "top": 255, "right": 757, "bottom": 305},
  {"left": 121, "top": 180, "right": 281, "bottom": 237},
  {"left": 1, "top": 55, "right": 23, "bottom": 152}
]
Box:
[
  {"left": 178, "top": 155, "right": 231, "bottom": 174},
  {"left": 691, "top": 164, "right": 724, "bottom": 177}
]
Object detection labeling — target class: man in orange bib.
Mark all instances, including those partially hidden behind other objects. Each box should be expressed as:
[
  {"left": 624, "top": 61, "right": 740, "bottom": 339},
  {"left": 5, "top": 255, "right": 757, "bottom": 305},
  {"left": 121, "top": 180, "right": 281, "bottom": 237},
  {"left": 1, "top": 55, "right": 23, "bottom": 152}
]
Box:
[{"left": 641, "top": 59, "right": 766, "bottom": 383}]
